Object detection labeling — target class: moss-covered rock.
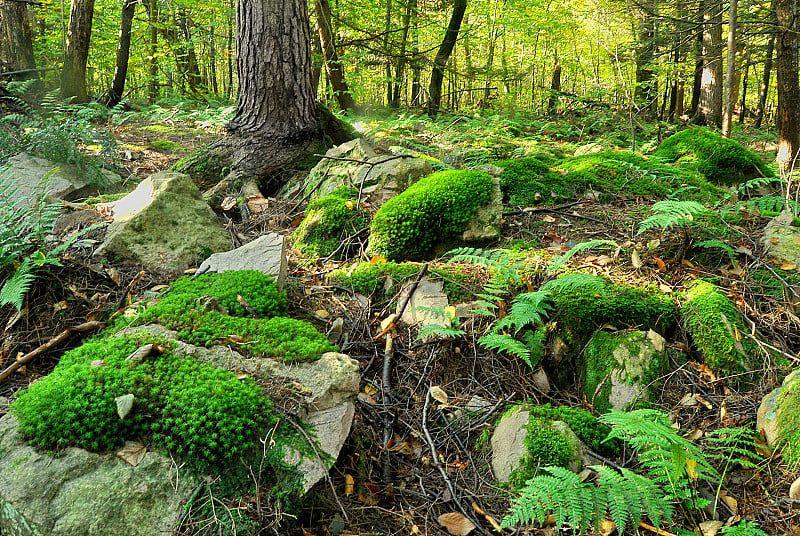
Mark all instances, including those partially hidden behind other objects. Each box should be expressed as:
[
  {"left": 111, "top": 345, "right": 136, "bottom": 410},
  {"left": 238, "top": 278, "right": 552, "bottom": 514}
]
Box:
[
  {"left": 655, "top": 127, "right": 774, "bottom": 185},
  {"left": 115, "top": 271, "right": 335, "bottom": 362},
  {"left": 757, "top": 369, "right": 800, "bottom": 464},
  {"left": 367, "top": 170, "right": 494, "bottom": 260},
  {"left": 493, "top": 156, "right": 571, "bottom": 206},
  {"left": 171, "top": 145, "right": 233, "bottom": 191},
  {"left": 582, "top": 330, "right": 668, "bottom": 413},
  {"left": 681, "top": 280, "right": 758, "bottom": 376},
  {"left": 292, "top": 188, "right": 369, "bottom": 258}
]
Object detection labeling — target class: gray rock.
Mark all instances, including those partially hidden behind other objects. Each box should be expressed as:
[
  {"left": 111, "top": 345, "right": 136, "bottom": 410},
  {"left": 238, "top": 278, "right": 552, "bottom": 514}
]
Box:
[
  {"left": 474, "top": 164, "right": 505, "bottom": 177},
  {"left": 0, "top": 414, "right": 196, "bottom": 536},
  {"left": 4, "top": 153, "right": 122, "bottom": 210},
  {"left": 396, "top": 277, "right": 450, "bottom": 328},
  {"left": 762, "top": 211, "right": 800, "bottom": 265},
  {"left": 757, "top": 369, "right": 800, "bottom": 448},
  {"left": 582, "top": 330, "right": 667, "bottom": 412},
  {"left": 461, "top": 177, "right": 503, "bottom": 242},
  {"left": 93, "top": 171, "right": 231, "bottom": 276},
  {"left": 198, "top": 233, "right": 287, "bottom": 289},
  {"left": 306, "top": 138, "right": 432, "bottom": 206}
]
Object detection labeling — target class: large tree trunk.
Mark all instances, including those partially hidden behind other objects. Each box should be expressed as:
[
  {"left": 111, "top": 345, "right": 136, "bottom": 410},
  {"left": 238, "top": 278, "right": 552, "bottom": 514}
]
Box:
[
  {"left": 0, "top": 0, "right": 36, "bottom": 77},
  {"left": 775, "top": 0, "right": 799, "bottom": 173},
  {"left": 693, "top": 0, "right": 723, "bottom": 126},
  {"left": 689, "top": 0, "right": 704, "bottom": 116},
  {"left": 103, "top": 0, "right": 136, "bottom": 107},
  {"left": 632, "top": 0, "right": 659, "bottom": 117},
  {"left": 426, "top": 0, "right": 467, "bottom": 117},
  {"left": 314, "top": 0, "right": 356, "bottom": 112},
  {"left": 61, "top": 0, "right": 95, "bottom": 102},
  {"left": 721, "top": 0, "right": 738, "bottom": 137},
  {"left": 755, "top": 0, "right": 777, "bottom": 129}
]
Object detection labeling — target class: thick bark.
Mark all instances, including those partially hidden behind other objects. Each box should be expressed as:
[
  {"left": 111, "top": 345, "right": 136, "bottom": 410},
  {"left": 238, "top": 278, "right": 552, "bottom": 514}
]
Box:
[
  {"left": 693, "top": 0, "right": 723, "bottom": 126},
  {"left": 0, "top": 0, "right": 36, "bottom": 77},
  {"left": 775, "top": 0, "right": 799, "bottom": 173},
  {"left": 314, "top": 0, "right": 356, "bottom": 112},
  {"left": 103, "top": 0, "right": 136, "bottom": 107},
  {"left": 61, "top": 0, "right": 95, "bottom": 102},
  {"left": 548, "top": 61, "right": 561, "bottom": 113},
  {"left": 721, "top": 0, "right": 738, "bottom": 137},
  {"left": 426, "top": 0, "right": 467, "bottom": 117},
  {"left": 755, "top": 2, "right": 777, "bottom": 129}
]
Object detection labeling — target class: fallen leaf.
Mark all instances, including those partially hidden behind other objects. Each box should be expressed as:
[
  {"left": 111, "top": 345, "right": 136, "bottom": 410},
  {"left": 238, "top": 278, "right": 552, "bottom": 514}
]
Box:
[
  {"left": 679, "top": 393, "right": 699, "bottom": 407},
  {"left": 364, "top": 384, "right": 378, "bottom": 396},
  {"left": 380, "top": 314, "right": 397, "bottom": 332},
  {"left": 150, "top": 284, "right": 170, "bottom": 292},
  {"left": 438, "top": 512, "right": 476, "bottom": 536},
  {"left": 105, "top": 267, "right": 121, "bottom": 285},
  {"left": 686, "top": 457, "right": 699, "bottom": 480},
  {"left": 771, "top": 237, "right": 781, "bottom": 245},
  {"left": 314, "top": 309, "right": 330, "bottom": 320},
  {"left": 599, "top": 519, "right": 615, "bottom": 536},
  {"left": 345, "top": 200, "right": 354, "bottom": 210},
  {"left": 301, "top": 528, "right": 315, "bottom": 536},
  {"left": 344, "top": 474, "right": 355, "bottom": 496},
  {"left": 659, "top": 282, "right": 673, "bottom": 294},
  {"left": 358, "top": 392, "right": 378, "bottom": 405},
  {"left": 429, "top": 385, "right": 449, "bottom": 404},
  {"left": 654, "top": 256, "right": 667, "bottom": 272},
  {"left": 125, "top": 344, "right": 153, "bottom": 362},
  {"left": 681, "top": 259, "right": 696, "bottom": 268},
  {"left": 227, "top": 334, "right": 246, "bottom": 343},
  {"left": 370, "top": 255, "right": 387, "bottom": 264},
  {"left": 631, "top": 249, "right": 643, "bottom": 269},
  {"left": 246, "top": 196, "right": 269, "bottom": 214},
  {"left": 687, "top": 429, "right": 703, "bottom": 441},
  {"left": 53, "top": 301, "right": 69, "bottom": 312},
  {"left": 781, "top": 260, "right": 798, "bottom": 271},
  {"left": 117, "top": 441, "right": 147, "bottom": 466},
  {"left": 115, "top": 393, "right": 135, "bottom": 420},
  {"left": 220, "top": 197, "right": 238, "bottom": 211},
  {"left": 719, "top": 401, "right": 728, "bottom": 422},
  {"left": 542, "top": 214, "right": 556, "bottom": 222},
  {"left": 720, "top": 492, "right": 738, "bottom": 514},
  {"left": 700, "top": 520, "right": 724, "bottom": 536},
  {"left": 647, "top": 239, "right": 661, "bottom": 250},
  {"left": 595, "top": 254, "right": 613, "bottom": 266}
]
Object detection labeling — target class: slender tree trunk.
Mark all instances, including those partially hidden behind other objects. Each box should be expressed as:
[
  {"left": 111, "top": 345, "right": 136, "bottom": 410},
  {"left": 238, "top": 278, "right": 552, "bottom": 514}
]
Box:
[
  {"left": 755, "top": 2, "right": 777, "bottom": 129},
  {"left": 310, "top": 20, "right": 322, "bottom": 99},
  {"left": 103, "top": 0, "right": 135, "bottom": 107},
  {"left": 775, "top": 0, "right": 799, "bottom": 173},
  {"left": 426, "top": 0, "right": 467, "bottom": 117},
  {"left": 0, "top": 0, "right": 36, "bottom": 77},
  {"left": 391, "top": 0, "right": 412, "bottom": 108},
  {"left": 721, "top": 0, "right": 738, "bottom": 137},
  {"left": 689, "top": 0, "right": 704, "bottom": 116},
  {"left": 315, "top": 0, "right": 355, "bottom": 112},
  {"left": 61, "top": 0, "right": 95, "bottom": 102},
  {"left": 209, "top": 22, "right": 218, "bottom": 95},
  {"left": 738, "top": 44, "right": 751, "bottom": 123},
  {"left": 225, "top": 10, "right": 233, "bottom": 101},
  {"left": 693, "top": 0, "right": 723, "bottom": 126},
  {"left": 384, "top": 0, "right": 392, "bottom": 106},
  {"left": 632, "top": 0, "right": 659, "bottom": 116},
  {"left": 409, "top": 0, "right": 420, "bottom": 106},
  {"left": 147, "top": 0, "right": 158, "bottom": 103},
  {"left": 548, "top": 60, "right": 561, "bottom": 113}
]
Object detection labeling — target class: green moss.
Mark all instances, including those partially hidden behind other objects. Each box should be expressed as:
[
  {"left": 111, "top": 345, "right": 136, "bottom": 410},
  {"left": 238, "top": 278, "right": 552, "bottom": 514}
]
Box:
[
  {"left": 292, "top": 187, "right": 369, "bottom": 258},
  {"left": 527, "top": 403, "right": 616, "bottom": 454},
  {"left": 142, "top": 124, "right": 183, "bottom": 134},
  {"left": 171, "top": 146, "right": 232, "bottom": 190},
  {"left": 367, "top": 170, "right": 493, "bottom": 260},
  {"left": 775, "top": 372, "right": 800, "bottom": 465},
  {"left": 147, "top": 139, "right": 184, "bottom": 153},
  {"left": 507, "top": 411, "right": 574, "bottom": 488},
  {"left": 550, "top": 278, "right": 677, "bottom": 345},
  {"left": 681, "top": 280, "right": 758, "bottom": 376},
  {"left": 115, "top": 271, "right": 335, "bottom": 362},
  {"left": 493, "top": 156, "right": 572, "bottom": 206},
  {"left": 655, "top": 128, "right": 774, "bottom": 185}
]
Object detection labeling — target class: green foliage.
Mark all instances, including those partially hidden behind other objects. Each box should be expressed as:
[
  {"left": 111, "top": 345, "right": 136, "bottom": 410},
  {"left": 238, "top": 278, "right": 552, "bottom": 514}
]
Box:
[
  {"left": 638, "top": 200, "right": 709, "bottom": 233},
  {"left": 169, "top": 271, "right": 287, "bottom": 318},
  {"left": 720, "top": 521, "right": 769, "bottom": 536},
  {"left": 292, "top": 187, "right": 369, "bottom": 258},
  {"left": 694, "top": 239, "right": 737, "bottom": 264},
  {"left": 655, "top": 128, "right": 774, "bottom": 185},
  {"left": 414, "top": 306, "right": 466, "bottom": 340},
  {"left": 539, "top": 273, "right": 608, "bottom": 295},
  {"left": 527, "top": 403, "right": 617, "bottom": 454},
  {"left": 480, "top": 292, "right": 551, "bottom": 370},
  {"left": 509, "top": 417, "right": 575, "bottom": 486},
  {"left": 447, "top": 246, "right": 525, "bottom": 284},
  {"left": 681, "top": 280, "right": 757, "bottom": 376},
  {"left": 774, "top": 372, "right": 800, "bottom": 465},
  {"left": 493, "top": 156, "right": 571, "bottom": 206},
  {"left": 546, "top": 239, "right": 618, "bottom": 273},
  {"left": 367, "top": 170, "right": 493, "bottom": 260}
]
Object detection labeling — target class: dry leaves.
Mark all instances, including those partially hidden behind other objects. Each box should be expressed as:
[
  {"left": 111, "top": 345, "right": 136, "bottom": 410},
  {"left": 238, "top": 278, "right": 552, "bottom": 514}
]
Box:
[
  {"left": 429, "top": 385, "right": 449, "bottom": 404},
  {"left": 438, "top": 512, "right": 476, "bottom": 536},
  {"left": 117, "top": 441, "right": 147, "bottom": 466},
  {"left": 115, "top": 393, "right": 135, "bottom": 420}
]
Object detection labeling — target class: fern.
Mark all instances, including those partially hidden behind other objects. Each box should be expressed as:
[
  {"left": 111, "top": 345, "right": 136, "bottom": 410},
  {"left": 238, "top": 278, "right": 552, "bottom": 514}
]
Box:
[
  {"left": 447, "top": 247, "right": 523, "bottom": 283},
  {"left": 479, "top": 332, "right": 533, "bottom": 361},
  {"left": 413, "top": 305, "right": 466, "bottom": 340},
  {"left": 720, "top": 521, "right": 769, "bottom": 536},
  {"left": 502, "top": 465, "right": 674, "bottom": 534},
  {"left": 736, "top": 175, "right": 781, "bottom": 195},
  {"left": 695, "top": 239, "right": 736, "bottom": 264},
  {"left": 540, "top": 273, "right": 608, "bottom": 295},
  {"left": 0, "top": 260, "right": 37, "bottom": 310},
  {"left": 736, "top": 195, "right": 800, "bottom": 217},
  {"left": 494, "top": 291, "right": 551, "bottom": 334},
  {"left": 546, "top": 239, "right": 618, "bottom": 274},
  {"left": 638, "top": 200, "right": 709, "bottom": 234}
]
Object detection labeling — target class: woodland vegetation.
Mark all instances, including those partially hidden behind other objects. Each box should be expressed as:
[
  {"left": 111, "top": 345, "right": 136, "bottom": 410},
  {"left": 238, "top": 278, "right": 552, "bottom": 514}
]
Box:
[{"left": 2, "top": 0, "right": 800, "bottom": 536}]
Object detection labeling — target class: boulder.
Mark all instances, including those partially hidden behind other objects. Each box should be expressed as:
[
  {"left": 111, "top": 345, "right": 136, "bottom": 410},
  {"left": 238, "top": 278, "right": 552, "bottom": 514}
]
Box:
[
  {"left": 582, "top": 330, "right": 667, "bottom": 412},
  {"left": 5, "top": 153, "right": 122, "bottom": 210},
  {"left": 0, "top": 414, "right": 196, "bottom": 536},
  {"left": 762, "top": 211, "right": 800, "bottom": 266},
  {"left": 93, "top": 171, "right": 231, "bottom": 276},
  {"left": 757, "top": 369, "right": 800, "bottom": 456},
  {"left": 306, "top": 138, "right": 433, "bottom": 206},
  {"left": 198, "top": 233, "right": 288, "bottom": 288},
  {"left": 396, "top": 277, "right": 450, "bottom": 328},
  {"left": 490, "top": 407, "right": 589, "bottom": 485},
  {"left": 461, "top": 176, "right": 503, "bottom": 242}
]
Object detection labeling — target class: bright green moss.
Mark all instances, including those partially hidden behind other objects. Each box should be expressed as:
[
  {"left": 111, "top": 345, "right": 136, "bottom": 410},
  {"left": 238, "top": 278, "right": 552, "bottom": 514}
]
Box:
[
  {"left": 292, "top": 187, "right": 369, "bottom": 258},
  {"left": 681, "top": 280, "right": 757, "bottom": 376},
  {"left": 550, "top": 279, "right": 677, "bottom": 344},
  {"left": 775, "top": 372, "right": 800, "bottom": 465},
  {"left": 493, "top": 157, "right": 572, "bottom": 206},
  {"left": 148, "top": 139, "right": 184, "bottom": 153},
  {"left": 509, "top": 415, "right": 574, "bottom": 488},
  {"left": 165, "top": 271, "right": 287, "bottom": 318},
  {"left": 367, "top": 170, "right": 493, "bottom": 260},
  {"left": 655, "top": 128, "right": 774, "bottom": 185},
  {"left": 527, "top": 403, "right": 617, "bottom": 455}
]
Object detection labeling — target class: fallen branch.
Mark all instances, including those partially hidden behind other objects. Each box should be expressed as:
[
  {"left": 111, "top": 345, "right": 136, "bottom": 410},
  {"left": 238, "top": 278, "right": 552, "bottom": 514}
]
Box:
[{"left": 0, "top": 321, "right": 105, "bottom": 382}]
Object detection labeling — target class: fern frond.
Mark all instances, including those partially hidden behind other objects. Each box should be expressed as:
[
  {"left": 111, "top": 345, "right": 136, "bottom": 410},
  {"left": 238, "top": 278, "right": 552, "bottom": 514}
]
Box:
[
  {"left": 638, "top": 200, "right": 709, "bottom": 234},
  {"left": 447, "top": 247, "right": 523, "bottom": 282},
  {"left": 720, "top": 521, "right": 769, "bottom": 536},
  {"left": 479, "top": 333, "right": 531, "bottom": 361},
  {"left": 695, "top": 239, "right": 736, "bottom": 264},
  {"left": 416, "top": 324, "right": 466, "bottom": 340},
  {"left": 0, "top": 260, "right": 37, "bottom": 310},
  {"left": 546, "top": 239, "right": 618, "bottom": 274},
  {"left": 540, "top": 273, "right": 608, "bottom": 295},
  {"left": 494, "top": 291, "right": 551, "bottom": 334}
]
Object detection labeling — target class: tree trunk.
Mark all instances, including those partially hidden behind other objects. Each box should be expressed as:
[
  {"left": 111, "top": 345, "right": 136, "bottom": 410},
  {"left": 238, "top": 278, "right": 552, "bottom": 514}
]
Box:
[
  {"left": 146, "top": 0, "right": 158, "bottom": 103},
  {"left": 103, "top": 0, "right": 135, "bottom": 107},
  {"left": 693, "top": 0, "right": 723, "bottom": 126},
  {"left": 315, "top": 0, "right": 356, "bottom": 112},
  {"left": 689, "top": 0, "right": 704, "bottom": 116},
  {"left": 409, "top": 0, "right": 420, "bottom": 106},
  {"left": 391, "top": 0, "right": 413, "bottom": 108},
  {"left": 61, "top": 0, "right": 95, "bottom": 102},
  {"left": 739, "top": 44, "right": 751, "bottom": 123},
  {"left": 721, "top": 0, "right": 738, "bottom": 137},
  {"left": 426, "top": 0, "right": 467, "bottom": 117},
  {"left": 775, "top": 0, "right": 799, "bottom": 173},
  {"left": 548, "top": 60, "right": 561, "bottom": 113},
  {"left": 633, "top": 0, "right": 659, "bottom": 117},
  {"left": 384, "top": 0, "right": 392, "bottom": 106},
  {"left": 0, "top": 0, "right": 36, "bottom": 77},
  {"left": 755, "top": 2, "right": 776, "bottom": 129}
]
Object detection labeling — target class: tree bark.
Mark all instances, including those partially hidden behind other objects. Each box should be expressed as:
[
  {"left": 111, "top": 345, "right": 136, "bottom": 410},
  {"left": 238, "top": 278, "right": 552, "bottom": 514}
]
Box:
[
  {"left": 689, "top": 0, "right": 704, "bottom": 116},
  {"left": 632, "top": 0, "right": 659, "bottom": 117},
  {"left": 755, "top": 1, "right": 777, "bottom": 129},
  {"left": 0, "top": 0, "right": 36, "bottom": 77},
  {"left": 721, "top": 0, "right": 738, "bottom": 137},
  {"left": 103, "top": 0, "right": 136, "bottom": 107},
  {"left": 775, "top": 0, "right": 799, "bottom": 173},
  {"left": 146, "top": 0, "right": 158, "bottom": 103},
  {"left": 314, "top": 0, "right": 356, "bottom": 112},
  {"left": 739, "top": 44, "right": 751, "bottom": 123},
  {"left": 61, "top": 0, "right": 95, "bottom": 102},
  {"left": 391, "top": 0, "right": 413, "bottom": 108},
  {"left": 548, "top": 60, "right": 561, "bottom": 113},
  {"left": 693, "top": 0, "right": 723, "bottom": 126},
  {"left": 426, "top": 0, "right": 467, "bottom": 117}
]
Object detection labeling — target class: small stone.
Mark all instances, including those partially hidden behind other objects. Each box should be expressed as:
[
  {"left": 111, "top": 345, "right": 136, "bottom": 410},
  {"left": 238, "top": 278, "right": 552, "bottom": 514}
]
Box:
[
  {"left": 90, "top": 359, "right": 107, "bottom": 368},
  {"left": 532, "top": 369, "right": 550, "bottom": 394},
  {"left": 790, "top": 476, "right": 800, "bottom": 500}
]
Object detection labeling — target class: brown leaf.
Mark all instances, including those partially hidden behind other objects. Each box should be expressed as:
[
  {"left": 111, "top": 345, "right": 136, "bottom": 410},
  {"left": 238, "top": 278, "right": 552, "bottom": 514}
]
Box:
[
  {"left": 370, "top": 255, "right": 387, "bottom": 264},
  {"left": 720, "top": 492, "right": 738, "bottom": 514},
  {"left": 105, "top": 267, "right": 122, "bottom": 285},
  {"left": 438, "top": 512, "right": 476, "bottom": 536},
  {"left": 631, "top": 249, "right": 643, "bottom": 269},
  {"left": 654, "top": 256, "right": 667, "bottom": 272},
  {"left": 358, "top": 392, "right": 378, "bottom": 405},
  {"left": 600, "top": 519, "right": 616, "bottom": 536},
  {"left": 429, "top": 385, "right": 449, "bottom": 404},
  {"left": 117, "top": 441, "right": 147, "bottom": 466},
  {"left": 542, "top": 214, "right": 556, "bottom": 222},
  {"left": 344, "top": 474, "right": 355, "bottom": 496},
  {"left": 781, "top": 260, "right": 798, "bottom": 271},
  {"left": 220, "top": 197, "right": 238, "bottom": 211}
]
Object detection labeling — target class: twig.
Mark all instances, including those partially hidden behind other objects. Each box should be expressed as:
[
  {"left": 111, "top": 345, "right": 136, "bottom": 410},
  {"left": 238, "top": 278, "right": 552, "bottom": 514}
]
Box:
[
  {"left": 638, "top": 521, "right": 677, "bottom": 536},
  {"left": 373, "top": 263, "right": 429, "bottom": 341},
  {"left": 114, "top": 270, "right": 145, "bottom": 311},
  {"left": 0, "top": 321, "right": 105, "bottom": 382},
  {"left": 503, "top": 200, "right": 584, "bottom": 217},
  {"left": 236, "top": 295, "right": 260, "bottom": 318}
]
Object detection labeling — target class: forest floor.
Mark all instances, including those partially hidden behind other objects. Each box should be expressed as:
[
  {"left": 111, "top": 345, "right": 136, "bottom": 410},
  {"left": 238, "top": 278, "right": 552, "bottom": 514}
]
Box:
[{"left": 2, "top": 106, "right": 800, "bottom": 536}]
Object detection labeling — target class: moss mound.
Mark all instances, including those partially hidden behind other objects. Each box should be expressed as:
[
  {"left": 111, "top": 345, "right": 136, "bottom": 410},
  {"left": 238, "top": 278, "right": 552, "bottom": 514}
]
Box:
[
  {"left": 367, "top": 169, "right": 493, "bottom": 260},
  {"left": 655, "top": 128, "right": 774, "bottom": 185},
  {"left": 549, "top": 277, "right": 677, "bottom": 344},
  {"left": 116, "top": 271, "right": 335, "bottom": 362},
  {"left": 556, "top": 150, "right": 725, "bottom": 202},
  {"left": 292, "top": 187, "right": 369, "bottom": 258},
  {"left": 509, "top": 417, "right": 575, "bottom": 487},
  {"left": 493, "top": 157, "right": 571, "bottom": 206},
  {"left": 681, "top": 280, "right": 757, "bottom": 376},
  {"left": 527, "top": 403, "right": 616, "bottom": 454}
]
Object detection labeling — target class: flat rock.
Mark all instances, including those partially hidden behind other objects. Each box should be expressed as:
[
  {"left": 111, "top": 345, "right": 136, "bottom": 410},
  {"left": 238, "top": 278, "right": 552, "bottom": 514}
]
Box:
[
  {"left": 93, "top": 171, "right": 231, "bottom": 276},
  {"left": 198, "top": 233, "right": 287, "bottom": 288},
  {"left": 396, "top": 277, "right": 450, "bottom": 328},
  {"left": 5, "top": 153, "right": 121, "bottom": 210},
  {"left": 762, "top": 211, "right": 800, "bottom": 265},
  {"left": 757, "top": 369, "right": 800, "bottom": 448},
  {"left": 0, "top": 414, "right": 195, "bottom": 536},
  {"left": 461, "top": 177, "right": 503, "bottom": 242}
]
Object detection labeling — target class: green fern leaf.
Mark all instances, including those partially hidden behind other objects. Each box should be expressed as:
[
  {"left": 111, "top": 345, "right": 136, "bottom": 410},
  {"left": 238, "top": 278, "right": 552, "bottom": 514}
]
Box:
[
  {"left": 540, "top": 273, "right": 608, "bottom": 295},
  {"left": 546, "top": 239, "right": 618, "bottom": 274},
  {"left": 479, "top": 333, "right": 531, "bottom": 361},
  {"left": 638, "top": 200, "right": 708, "bottom": 234},
  {"left": 0, "top": 261, "right": 37, "bottom": 310}
]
